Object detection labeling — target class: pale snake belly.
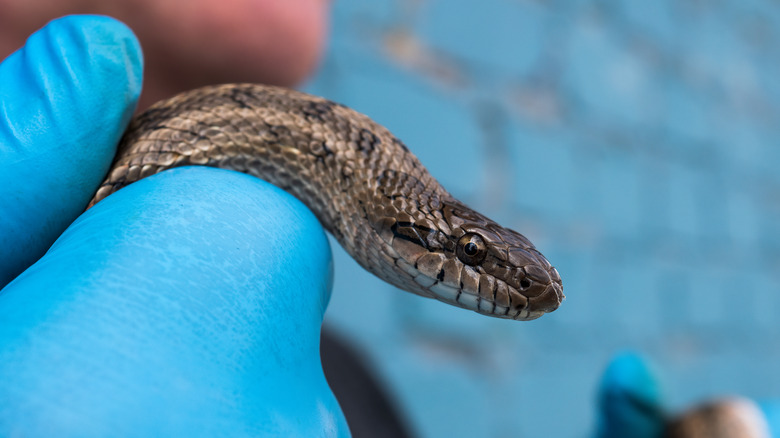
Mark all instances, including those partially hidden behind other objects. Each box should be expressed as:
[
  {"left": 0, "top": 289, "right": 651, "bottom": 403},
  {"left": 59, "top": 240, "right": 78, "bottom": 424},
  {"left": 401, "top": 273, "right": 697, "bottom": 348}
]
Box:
[{"left": 88, "top": 84, "right": 564, "bottom": 320}]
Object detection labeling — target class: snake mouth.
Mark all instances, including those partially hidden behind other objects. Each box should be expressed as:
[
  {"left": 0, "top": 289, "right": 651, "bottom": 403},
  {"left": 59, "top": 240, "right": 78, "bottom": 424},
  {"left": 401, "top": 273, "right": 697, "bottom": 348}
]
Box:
[
  {"left": 513, "top": 281, "right": 564, "bottom": 321},
  {"left": 428, "top": 277, "right": 563, "bottom": 321}
]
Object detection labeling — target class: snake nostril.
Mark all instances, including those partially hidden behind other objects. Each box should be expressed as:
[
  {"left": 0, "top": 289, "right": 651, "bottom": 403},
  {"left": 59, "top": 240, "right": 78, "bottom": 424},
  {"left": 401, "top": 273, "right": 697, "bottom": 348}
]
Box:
[{"left": 519, "top": 277, "right": 531, "bottom": 290}]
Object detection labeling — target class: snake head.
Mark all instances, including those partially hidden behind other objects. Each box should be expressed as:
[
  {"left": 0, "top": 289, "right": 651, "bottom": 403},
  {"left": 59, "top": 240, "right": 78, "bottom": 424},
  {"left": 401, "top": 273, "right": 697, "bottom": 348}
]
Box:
[
  {"left": 384, "top": 199, "right": 564, "bottom": 320},
  {"left": 451, "top": 220, "right": 564, "bottom": 320}
]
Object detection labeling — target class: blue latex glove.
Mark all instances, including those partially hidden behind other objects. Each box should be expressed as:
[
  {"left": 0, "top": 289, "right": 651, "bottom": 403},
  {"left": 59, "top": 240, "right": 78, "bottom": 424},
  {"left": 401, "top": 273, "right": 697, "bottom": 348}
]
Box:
[
  {"left": 0, "top": 14, "right": 140, "bottom": 286},
  {"left": 596, "top": 352, "right": 780, "bottom": 437},
  {"left": 0, "top": 15, "right": 348, "bottom": 437},
  {"left": 594, "top": 352, "right": 665, "bottom": 438}
]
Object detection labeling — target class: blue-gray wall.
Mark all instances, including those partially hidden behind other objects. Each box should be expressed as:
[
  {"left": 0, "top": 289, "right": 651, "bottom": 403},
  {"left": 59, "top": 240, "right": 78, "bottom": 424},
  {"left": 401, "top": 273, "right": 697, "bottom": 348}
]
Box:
[{"left": 305, "top": 1, "right": 780, "bottom": 436}]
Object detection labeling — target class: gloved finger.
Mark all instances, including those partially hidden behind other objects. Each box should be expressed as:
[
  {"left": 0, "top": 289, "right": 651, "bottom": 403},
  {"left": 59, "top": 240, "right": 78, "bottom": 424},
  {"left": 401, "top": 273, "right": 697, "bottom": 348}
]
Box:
[
  {"left": 595, "top": 352, "right": 665, "bottom": 438},
  {"left": 0, "top": 167, "right": 347, "bottom": 437},
  {"left": 0, "top": 14, "right": 142, "bottom": 286}
]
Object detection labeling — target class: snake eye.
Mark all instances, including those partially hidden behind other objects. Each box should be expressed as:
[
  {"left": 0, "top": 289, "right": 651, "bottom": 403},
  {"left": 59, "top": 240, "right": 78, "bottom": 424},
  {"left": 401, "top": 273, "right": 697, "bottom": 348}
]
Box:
[{"left": 456, "top": 233, "right": 487, "bottom": 265}]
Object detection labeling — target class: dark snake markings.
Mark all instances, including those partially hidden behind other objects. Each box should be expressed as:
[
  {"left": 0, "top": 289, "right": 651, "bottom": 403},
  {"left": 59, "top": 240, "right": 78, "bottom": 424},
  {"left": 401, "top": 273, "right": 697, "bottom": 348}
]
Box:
[{"left": 88, "top": 84, "right": 563, "bottom": 321}]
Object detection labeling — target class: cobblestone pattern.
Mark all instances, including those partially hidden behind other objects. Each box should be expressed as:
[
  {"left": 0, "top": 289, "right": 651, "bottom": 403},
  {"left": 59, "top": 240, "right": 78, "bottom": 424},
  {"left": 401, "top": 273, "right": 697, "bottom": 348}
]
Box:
[{"left": 305, "top": 1, "right": 780, "bottom": 437}]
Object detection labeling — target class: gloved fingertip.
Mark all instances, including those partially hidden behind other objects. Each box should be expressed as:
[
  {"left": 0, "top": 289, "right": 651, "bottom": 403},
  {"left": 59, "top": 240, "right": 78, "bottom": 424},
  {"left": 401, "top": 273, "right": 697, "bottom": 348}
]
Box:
[
  {"left": 599, "top": 352, "right": 661, "bottom": 400},
  {"left": 0, "top": 14, "right": 143, "bottom": 287},
  {"left": 595, "top": 352, "right": 665, "bottom": 438},
  {"left": 48, "top": 15, "right": 143, "bottom": 125},
  {"left": 3, "top": 14, "right": 142, "bottom": 148}
]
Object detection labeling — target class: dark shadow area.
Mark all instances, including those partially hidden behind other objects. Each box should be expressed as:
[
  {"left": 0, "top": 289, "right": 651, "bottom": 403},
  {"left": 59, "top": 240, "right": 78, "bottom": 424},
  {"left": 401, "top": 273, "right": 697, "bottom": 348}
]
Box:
[{"left": 320, "top": 327, "right": 414, "bottom": 438}]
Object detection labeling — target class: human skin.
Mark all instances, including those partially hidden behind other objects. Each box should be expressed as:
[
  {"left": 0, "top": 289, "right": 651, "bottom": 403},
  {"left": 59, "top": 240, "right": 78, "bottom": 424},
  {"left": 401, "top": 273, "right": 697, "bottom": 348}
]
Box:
[{"left": 0, "top": 0, "right": 330, "bottom": 109}]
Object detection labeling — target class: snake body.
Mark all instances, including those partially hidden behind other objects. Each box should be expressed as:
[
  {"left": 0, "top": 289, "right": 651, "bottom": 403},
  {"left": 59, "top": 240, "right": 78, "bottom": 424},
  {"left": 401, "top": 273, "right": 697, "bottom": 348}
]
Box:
[{"left": 88, "top": 84, "right": 563, "bottom": 320}]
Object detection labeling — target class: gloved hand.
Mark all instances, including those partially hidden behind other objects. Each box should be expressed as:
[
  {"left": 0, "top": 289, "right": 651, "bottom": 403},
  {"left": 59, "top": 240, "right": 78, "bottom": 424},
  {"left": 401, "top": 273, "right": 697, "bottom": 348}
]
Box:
[
  {"left": 595, "top": 352, "right": 780, "bottom": 438},
  {"left": 594, "top": 352, "right": 665, "bottom": 438},
  {"left": 0, "top": 15, "right": 348, "bottom": 437}
]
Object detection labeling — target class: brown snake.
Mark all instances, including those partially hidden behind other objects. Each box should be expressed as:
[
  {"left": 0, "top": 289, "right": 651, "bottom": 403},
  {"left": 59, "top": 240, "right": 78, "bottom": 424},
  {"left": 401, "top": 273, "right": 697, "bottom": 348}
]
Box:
[{"left": 88, "top": 84, "right": 564, "bottom": 320}]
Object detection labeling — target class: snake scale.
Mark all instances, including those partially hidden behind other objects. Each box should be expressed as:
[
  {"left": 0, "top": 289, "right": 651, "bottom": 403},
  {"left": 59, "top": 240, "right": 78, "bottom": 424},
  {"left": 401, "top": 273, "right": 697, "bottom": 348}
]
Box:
[{"left": 88, "top": 84, "right": 564, "bottom": 320}]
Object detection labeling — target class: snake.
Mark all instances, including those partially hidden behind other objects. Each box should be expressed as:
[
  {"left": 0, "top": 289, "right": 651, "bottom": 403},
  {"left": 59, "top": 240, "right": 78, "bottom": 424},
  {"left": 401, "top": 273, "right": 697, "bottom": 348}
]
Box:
[{"left": 87, "top": 84, "right": 564, "bottom": 321}]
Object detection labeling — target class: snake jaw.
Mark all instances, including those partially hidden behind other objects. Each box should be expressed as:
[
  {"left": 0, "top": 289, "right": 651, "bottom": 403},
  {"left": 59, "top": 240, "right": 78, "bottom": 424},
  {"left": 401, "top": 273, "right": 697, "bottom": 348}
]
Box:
[
  {"left": 507, "top": 279, "right": 563, "bottom": 321},
  {"left": 503, "top": 245, "right": 564, "bottom": 315}
]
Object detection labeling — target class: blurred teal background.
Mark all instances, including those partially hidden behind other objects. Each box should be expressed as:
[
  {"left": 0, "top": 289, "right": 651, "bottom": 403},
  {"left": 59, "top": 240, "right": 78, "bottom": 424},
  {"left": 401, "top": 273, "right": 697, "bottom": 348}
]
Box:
[{"left": 305, "top": 1, "right": 780, "bottom": 437}]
